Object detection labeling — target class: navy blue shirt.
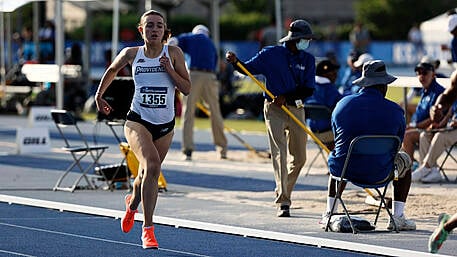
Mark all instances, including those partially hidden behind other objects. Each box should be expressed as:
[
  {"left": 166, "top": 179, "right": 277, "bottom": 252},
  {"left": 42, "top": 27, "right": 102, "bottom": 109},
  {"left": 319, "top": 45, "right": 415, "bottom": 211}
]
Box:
[
  {"left": 305, "top": 76, "right": 343, "bottom": 132},
  {"left": 410, "top": 80, "right": 445, "bottom": 125},
  {"left": 177, "top": 33, "right": 217, "bottom": 71},
  {"left": 328, "top": 87, "right": 405, "bottom": 182},
  {"left": 242, "top": 45, "right": 316, "bottom": 101},
  {"left": 340, "top": 68, "right": 362, "bottom": 96}
]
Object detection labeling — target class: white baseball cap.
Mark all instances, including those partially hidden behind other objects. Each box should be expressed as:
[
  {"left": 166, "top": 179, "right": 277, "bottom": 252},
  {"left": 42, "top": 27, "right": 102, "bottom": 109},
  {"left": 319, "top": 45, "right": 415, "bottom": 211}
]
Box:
[
  {"left": 192, "top": 24, "right": 209, "bottom": 36},
  {"left": 448, "top": 14, "right": 457, "bottom": 32},
  {"left": 167, "top": 37, "right": 178, "bottom": 46},
  {"left": 353, "top": 53, "right": 374, "bottom": 68}
]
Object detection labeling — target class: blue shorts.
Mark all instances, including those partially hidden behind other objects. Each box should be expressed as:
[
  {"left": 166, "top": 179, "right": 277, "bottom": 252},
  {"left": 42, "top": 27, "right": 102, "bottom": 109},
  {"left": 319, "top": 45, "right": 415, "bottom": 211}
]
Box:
[{"left": 126, "top": 110, "right": 175, "bottom": 140}]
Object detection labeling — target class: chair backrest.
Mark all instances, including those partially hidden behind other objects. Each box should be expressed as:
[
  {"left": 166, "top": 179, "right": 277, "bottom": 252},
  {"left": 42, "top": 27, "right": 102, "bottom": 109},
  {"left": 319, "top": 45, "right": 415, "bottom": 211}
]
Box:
[
  {"left": 51, "top": 109, "right": 76, "bottom": 126},
  {"left": 97, "top": 77, "right": 134, "bottom": 121},
  {"left": 304, "top": 104, "right": 332, "bottom": 121},
  {"left": 340, "top": 135, "right": 401, "bottom": 187},
  {"left": 51, "top": 109, "right": 88, "bottom": 148}
]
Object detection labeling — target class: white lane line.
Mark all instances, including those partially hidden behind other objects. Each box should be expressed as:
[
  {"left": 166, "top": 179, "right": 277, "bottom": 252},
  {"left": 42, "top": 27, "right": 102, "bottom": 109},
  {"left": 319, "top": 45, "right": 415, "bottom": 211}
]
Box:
[
  {"left": 0, "top": 250, "right": 37, "bottom": 257},
  {"left": 0, "top": 222, "right": 210, "bottom": 257}
]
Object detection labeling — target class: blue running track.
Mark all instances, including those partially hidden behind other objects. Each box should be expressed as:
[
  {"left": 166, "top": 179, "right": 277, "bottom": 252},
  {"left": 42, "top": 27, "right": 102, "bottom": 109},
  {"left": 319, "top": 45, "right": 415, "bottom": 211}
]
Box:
[{"left": 0, "top": 202, "right": 377, "bottom": 257}]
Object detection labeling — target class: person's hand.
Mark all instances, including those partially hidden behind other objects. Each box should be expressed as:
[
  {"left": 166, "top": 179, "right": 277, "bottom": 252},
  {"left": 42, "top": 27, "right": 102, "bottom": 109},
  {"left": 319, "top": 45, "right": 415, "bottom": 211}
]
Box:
[
  {"left": 159, "top": 52, "right": 172, "bottom": 72},
  {"left": 225, "top": 51, "right": 237, "bottom": 64},
  {"left": 429, "top": 122, "right": 441, "bottom": 130},
  {"left": 95, "top": 95, "right": 113, "bottom": 115},
  {"left": 425, "top": 123, "right": 435, "bottom": 131},
  {"left": 430, "top": 104, "right": 444, "bottom": 123},
  {"left": 272, "top": 95, "right": 286, "bottom": 107},
  {"left": 450, "top": 120, "right": 457, "bottom": 128}
]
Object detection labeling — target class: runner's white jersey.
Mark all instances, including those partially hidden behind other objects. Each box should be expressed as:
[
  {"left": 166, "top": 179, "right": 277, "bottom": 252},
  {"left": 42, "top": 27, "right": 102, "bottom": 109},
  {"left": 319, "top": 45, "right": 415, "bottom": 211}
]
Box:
[{"left": 130, "top": 45, "right": 175, "bottom": 124}]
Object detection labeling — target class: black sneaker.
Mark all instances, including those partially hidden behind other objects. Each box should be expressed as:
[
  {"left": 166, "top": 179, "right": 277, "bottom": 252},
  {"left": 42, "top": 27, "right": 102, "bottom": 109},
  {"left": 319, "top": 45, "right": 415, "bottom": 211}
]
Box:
[
  {"left": 277, "top": 205, "right": 290, "bottom": 217},
  {"left": 183, "top": 149, "right": 192, "bottom": 161}
]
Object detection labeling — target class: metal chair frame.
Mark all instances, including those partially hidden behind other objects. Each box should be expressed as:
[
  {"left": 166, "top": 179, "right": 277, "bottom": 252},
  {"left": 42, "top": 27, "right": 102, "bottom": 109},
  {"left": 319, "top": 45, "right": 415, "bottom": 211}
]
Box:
[
  {"left": 51, "top": 109, "right": 109, "bottom": 192},
  {"left": 438, "top": 141, "right": 457, "bottom": 182},
  {"left": 324, "top": 135, "right": 401, "bottom": 234},
  {"left": 104, "top": 120, "right": 132, "bottom": 190}
]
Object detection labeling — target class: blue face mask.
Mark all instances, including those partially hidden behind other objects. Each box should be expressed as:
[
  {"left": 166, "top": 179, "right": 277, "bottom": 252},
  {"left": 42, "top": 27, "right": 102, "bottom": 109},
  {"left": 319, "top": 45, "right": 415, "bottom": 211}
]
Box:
[{"left": 296, "top": 39, "right": 310, "bottom": 50}]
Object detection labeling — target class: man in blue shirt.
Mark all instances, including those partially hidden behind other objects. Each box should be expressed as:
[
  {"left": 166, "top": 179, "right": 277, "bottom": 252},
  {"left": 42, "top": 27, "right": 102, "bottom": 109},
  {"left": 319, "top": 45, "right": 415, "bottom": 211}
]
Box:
[
  {"left": 226, "top": 19, "right": 316, "bottom": 217},
  {"left": 175, "top": 25, "right": 228, "bottom": 160},
  {"left": 305, "top": 59, "right": 342, "bottom": 149},
  {"left": 321, "top": 60, "right": 416, "bottom": 231},
  {"left": 402, "top": 62, "right": 445, "bottom": 181}
]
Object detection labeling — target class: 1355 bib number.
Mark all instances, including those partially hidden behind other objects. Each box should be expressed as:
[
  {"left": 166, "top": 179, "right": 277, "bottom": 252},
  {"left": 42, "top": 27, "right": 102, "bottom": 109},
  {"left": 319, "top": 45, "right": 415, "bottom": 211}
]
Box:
[{"left": 139, "top": 87, "right": 168, "bottom": 108}]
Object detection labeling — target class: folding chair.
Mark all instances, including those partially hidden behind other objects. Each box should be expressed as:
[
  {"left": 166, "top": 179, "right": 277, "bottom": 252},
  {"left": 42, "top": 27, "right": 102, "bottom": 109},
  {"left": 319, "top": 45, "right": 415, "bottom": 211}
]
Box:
[
  {"left": 324, "top": 135, "right": 401, "bottom": 234},
  {"left": 304, "top": 104, "right": 333, "bottom": 175},
  {"left": 51, "top": 109, "right": 109, "bottom": 192},
  {"left": 438, "top": 141, "right": 457, "bottom": 183},
  {"left": 102, "top": 120, "right": 132, "bottom": 190}
]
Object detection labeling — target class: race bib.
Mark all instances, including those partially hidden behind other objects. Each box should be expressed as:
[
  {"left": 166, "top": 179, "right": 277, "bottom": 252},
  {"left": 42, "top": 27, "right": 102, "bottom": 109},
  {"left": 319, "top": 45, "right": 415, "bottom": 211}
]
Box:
[{"left": 140, "top": 87, "right": 168, "bottom": 108}]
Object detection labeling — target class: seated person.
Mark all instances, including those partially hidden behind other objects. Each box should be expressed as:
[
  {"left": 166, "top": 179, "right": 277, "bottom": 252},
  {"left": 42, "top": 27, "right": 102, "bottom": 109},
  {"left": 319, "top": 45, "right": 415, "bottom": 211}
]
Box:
[
  {"left": 339, "top": 52, "right": 373, "bottom": 96},
  {"left": 402, "top": 61, "right": 445, "bottom": 172},
  {"left": 402, "top": 56, "right": 448, "bottom": 123},
  {"left": 421, "top": 55, "right": 447, "bottom": 78},
  {"left": 305, "top": 59, "right": 343, "bottom": 150},
  {"left": 338, "top": 50, "right": 360, "bottom": 95},
  {"left": 413, "top": 102, "right": 457, "bottom": 183},
  {"left": 320, "top": 60, "right": 416, "bottom": 231}
]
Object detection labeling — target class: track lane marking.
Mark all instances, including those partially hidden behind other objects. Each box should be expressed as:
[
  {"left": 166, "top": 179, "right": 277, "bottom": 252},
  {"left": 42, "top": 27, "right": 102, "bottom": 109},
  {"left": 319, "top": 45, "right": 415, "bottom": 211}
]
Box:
[
  {"left": 0, "top": 249, "right": 37, "bottom": 257},
  {"left": 0, "top": 222, "right": 210, "bottom": 257}
]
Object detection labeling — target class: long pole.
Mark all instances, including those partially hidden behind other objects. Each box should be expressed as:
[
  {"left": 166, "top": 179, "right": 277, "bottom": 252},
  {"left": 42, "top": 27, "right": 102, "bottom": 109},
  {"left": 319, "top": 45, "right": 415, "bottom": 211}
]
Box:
[
  {"left": 111, "top": 0, "right": 119, "bottom": 62},
  {"left": 210, "top": 0, "right": 220, "bottom": 56},
  {"left": 33, "top": 2, "right": 40, "bottom": 62},
  {"left": 196, "top": 102, "right": 270, "bottom": 158},
  {"left": 0, "top": 11, "right": 5, "bottom": 106},
  {"left": 274, "top": 0, "right": 282, "bottom": 43},
  {"left": 55, "top": 0, "right": 64, "bottom": 109}
]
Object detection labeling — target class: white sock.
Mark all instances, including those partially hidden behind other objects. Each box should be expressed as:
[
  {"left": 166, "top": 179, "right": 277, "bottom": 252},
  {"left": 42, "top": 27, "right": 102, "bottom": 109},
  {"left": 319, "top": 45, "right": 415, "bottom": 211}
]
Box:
[
  {"left": 326, "top": 197, "right": 338, "bottom": 213},
  {"left": 393, "top": 201, "right": 405, "bottom": 217}
]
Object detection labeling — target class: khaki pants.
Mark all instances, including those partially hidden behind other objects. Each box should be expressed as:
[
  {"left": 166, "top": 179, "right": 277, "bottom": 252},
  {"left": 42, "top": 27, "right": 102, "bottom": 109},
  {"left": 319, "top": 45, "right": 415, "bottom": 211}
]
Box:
[
  {"left": 181, "top": 70, "right": 227, "bottom": 156},
  {"left": 419, "top": 129, "right": 457, "bottom": 167},
  {"left": 264, "top": 101, "right": 307, "bottom": 207}
]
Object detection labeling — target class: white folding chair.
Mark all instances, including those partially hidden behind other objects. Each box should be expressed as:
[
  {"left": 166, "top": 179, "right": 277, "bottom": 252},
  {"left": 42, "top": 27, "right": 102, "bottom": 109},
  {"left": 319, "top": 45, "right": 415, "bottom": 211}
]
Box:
[
  {"left": 325, "top": 135, "right": 401, "bottom": 234},
  {"left": 51, "top": 109, "right": 109, "bottom": 192}
]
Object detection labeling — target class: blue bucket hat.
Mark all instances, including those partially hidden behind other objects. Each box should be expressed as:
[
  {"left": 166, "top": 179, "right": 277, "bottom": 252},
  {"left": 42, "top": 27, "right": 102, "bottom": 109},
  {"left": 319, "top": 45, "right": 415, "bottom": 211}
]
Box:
[{"left": 352, "top": 60, "right": 397, "bottom": 87}]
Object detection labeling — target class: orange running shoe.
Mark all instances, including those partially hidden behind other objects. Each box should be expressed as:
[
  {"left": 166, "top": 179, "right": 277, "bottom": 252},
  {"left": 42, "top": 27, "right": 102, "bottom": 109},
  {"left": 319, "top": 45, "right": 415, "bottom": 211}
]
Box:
[
  {"left": 142, "top": 226, "right": 159, "bottom": 249},
  {"left": 120, "top": 194, "right": 138, "bottom": 233}
]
